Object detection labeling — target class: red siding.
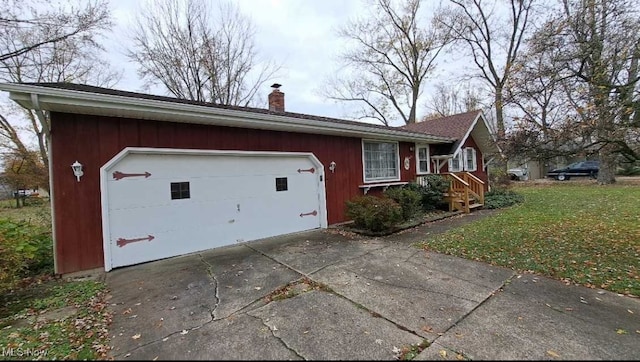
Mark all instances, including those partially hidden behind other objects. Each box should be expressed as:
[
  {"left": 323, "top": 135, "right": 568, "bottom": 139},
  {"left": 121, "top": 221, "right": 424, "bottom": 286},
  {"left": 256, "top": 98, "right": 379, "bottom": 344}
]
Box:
[
  {"left": 429, "top": 136, "right": 488, "bottom": 191},
  {"left": 50, "top": 113, "right": 418, "bottom": 274}
]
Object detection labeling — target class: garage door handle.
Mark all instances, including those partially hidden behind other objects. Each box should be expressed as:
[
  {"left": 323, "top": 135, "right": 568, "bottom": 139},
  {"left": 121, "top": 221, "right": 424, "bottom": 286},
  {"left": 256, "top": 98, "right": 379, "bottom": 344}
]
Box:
[{"left": 237, "top": 204, "right": 240, "bottom": 212}]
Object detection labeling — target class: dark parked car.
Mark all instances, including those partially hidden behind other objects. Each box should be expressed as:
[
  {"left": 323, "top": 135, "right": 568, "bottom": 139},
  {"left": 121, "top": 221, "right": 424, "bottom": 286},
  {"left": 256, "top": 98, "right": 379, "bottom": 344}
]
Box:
[{"left": 547, "top": 161, "right": 599, "bottom": 181}]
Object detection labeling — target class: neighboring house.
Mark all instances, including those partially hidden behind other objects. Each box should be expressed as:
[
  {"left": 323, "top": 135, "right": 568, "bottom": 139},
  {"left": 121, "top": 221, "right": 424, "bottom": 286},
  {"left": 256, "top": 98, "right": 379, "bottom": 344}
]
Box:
[
  {"left": 401, "top": 110, "right": 500, "bottom": 189},
  {"left": 0, "top": 83, "right": 497, "bottom": 275}
]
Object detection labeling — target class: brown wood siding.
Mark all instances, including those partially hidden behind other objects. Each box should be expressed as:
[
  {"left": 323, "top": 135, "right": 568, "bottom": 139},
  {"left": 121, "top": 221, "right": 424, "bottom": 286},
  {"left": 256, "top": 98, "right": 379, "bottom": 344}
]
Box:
[{"left": 50, "top": 112, "right": 418, "bottom": 274}]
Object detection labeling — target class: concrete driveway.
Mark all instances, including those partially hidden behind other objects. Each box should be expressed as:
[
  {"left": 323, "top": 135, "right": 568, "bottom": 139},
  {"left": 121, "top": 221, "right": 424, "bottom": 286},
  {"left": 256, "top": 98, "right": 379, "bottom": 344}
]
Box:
[{"left": 105, "top": 211, "right": 640, "bottom": 360}]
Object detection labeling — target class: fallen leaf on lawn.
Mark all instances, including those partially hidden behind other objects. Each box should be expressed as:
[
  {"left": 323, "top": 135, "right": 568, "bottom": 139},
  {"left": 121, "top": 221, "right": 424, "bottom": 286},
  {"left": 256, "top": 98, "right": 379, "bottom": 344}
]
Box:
[
  {"left": 439, "top": 350, "right": 447, "bottom": 358},
  {"left": 132, "top": 333, "right": 141, "bottom": 340},
  {"left": 421, "top": 325, "right": 434, "bottom": 333},
  {"left": 616, "top": 329, "right": 627, "bottom": 335},
  {"left": 180, "top": 330, "right": 188, "bottom": 335},
  {"left": 547, "top": 350, "right": 560, "bottom": 358},
  {"left": 122, "top": 308, "right": 132, "bottom": 315}
]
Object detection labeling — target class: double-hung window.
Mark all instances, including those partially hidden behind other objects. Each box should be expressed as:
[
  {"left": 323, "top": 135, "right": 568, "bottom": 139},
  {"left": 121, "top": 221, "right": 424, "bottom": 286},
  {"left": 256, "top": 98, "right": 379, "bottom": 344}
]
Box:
[
  {"left": 464, "top": 147, "right": 477, "bottom": 172},
  {"left": 363, "top": 141, "right": 399, "bottom": 182},
  {"left": 416, "top": 145, "right": 430, "bottom": 174},
  {"left": 449, "top": 147, "right": 477, "bottom": 172},
  {"left": 449, "top": 152, "right": 463, "bottom": 172}
]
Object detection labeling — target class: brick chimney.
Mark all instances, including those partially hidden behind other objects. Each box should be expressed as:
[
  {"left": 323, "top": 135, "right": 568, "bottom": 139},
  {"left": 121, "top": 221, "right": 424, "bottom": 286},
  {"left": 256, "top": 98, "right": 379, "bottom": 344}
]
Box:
[{"left": 268, "top": 83, "right": 284, "bottom": 112}]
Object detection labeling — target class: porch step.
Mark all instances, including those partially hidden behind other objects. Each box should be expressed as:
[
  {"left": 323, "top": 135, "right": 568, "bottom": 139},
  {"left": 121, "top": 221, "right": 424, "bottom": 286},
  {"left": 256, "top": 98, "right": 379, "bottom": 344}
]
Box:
[{"left": 469, "top": 203, "right": 484, "bottom": 209}]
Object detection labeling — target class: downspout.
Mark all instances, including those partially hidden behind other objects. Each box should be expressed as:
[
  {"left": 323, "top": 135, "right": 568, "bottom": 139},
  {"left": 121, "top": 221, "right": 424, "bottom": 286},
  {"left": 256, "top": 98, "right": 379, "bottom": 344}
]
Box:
[{"left": 31, "top": 93, "right": 58, "bottom": 274}]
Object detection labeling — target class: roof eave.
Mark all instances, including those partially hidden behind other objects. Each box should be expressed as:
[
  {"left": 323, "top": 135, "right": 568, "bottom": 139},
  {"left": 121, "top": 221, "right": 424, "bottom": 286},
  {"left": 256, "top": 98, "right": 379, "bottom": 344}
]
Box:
[{"left": 0, "top": 83, "right": 455, "bottom": 144}]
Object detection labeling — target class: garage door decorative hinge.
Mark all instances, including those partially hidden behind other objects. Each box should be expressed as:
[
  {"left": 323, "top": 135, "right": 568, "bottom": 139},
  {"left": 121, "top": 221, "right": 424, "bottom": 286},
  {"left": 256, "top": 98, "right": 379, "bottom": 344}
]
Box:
[
  {"left": 116, "top": 234, "right": 155, "bottom": 247},
  {"left": 299, "top": 210, "right": 318, "bottom": 217},
  {"left": 297, "top": 167, "right": 315, "bottom": 174},
  {"left": 113, "top": 171, "right": 152, "bottom": 180}
]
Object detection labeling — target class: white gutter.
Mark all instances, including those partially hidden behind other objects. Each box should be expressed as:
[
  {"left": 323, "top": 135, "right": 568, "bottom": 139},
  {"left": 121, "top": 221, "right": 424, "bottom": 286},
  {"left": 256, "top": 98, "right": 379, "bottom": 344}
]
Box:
[
  {"left": 31, "top": 93, "right": 58, "bottom": 274},
  {"left": 0, "top": 83, "right": 455, "bottom": 144}
]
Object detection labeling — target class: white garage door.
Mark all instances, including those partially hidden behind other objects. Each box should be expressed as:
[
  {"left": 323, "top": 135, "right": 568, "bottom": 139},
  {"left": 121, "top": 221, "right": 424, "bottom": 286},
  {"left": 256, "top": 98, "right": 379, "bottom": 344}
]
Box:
[{"left": 101, "top": 148, "right": 326, "bottom": 271}]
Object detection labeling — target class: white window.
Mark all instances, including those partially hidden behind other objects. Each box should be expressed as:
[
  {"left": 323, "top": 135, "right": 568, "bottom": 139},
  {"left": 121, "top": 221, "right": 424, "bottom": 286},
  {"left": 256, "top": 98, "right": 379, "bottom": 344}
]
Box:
[
  {"left": 464, "top": 147, "right": 477, "bottom": 172},
  {"left": 449, "top": 147, "right": 477, "bottom": 172},
  {"left": 449, "top": 152, "right": 463, "bottom": 172},
  {"left": 363, "top": 141, "right": 399, "bottom": 182},
  {"left": 416, "top": 145, "right": 430, "bottom": 174}
]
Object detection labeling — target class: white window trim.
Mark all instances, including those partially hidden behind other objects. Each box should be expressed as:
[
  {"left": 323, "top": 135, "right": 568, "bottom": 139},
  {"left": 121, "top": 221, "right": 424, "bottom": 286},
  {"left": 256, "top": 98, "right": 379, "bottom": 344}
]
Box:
[
  {"left": 449, "top": 152, "right": 463, "bottom": 172},
  {"left": 415, "top": 144, "right": 430, "bottom": 175},
  {"left": 464, "top": 147, "right": 477, "bottom": 172},
  {"left": 362, "top": 139, "right": 401, "bottom": 183},
  {"left": 449, "top": 147, "right": 477, "bottom": 172}
]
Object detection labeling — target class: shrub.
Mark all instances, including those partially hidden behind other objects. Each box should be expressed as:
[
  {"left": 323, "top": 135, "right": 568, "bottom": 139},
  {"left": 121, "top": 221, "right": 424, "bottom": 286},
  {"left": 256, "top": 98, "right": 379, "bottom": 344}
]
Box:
[
  {"left": 407, "top": 175, "right": 449, "bottom": 210},
  {"left": 0, "top": 219, "right": 53, "bottom": 292},
  {"left": 617, "top": 162, "right": 640, "bottom": 176},
  {"left": 484, "top": 187, "right": 524, "bottom": 209},
  {"left": 345, "top": 196, "right": 403, "bottom": 232},
  {"left": 488, "top": 165, "right": 512, "bottom": 188},
  {"left": 383, "top": 187, "right": 422, "bottom": 220}
]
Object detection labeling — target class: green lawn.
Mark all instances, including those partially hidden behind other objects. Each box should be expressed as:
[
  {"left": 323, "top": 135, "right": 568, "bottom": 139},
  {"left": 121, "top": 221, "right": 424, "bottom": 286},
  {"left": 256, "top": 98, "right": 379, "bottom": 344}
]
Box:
[
  {"left": 0, "top": 280, "right": 111, "bottom": 360},
  {"left": 418, "top": 183, "right": 640, "bottom": 296},
  {"left": 0, "top": 198, "right": 51, "bottom": 227},
  {"left": 0, "top": 199, "right": 111, "bottom": 360}
]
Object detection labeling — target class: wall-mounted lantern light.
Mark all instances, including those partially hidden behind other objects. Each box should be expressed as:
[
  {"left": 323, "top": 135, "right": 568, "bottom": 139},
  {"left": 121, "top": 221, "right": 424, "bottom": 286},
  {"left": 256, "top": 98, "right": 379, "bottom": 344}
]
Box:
[
  {"left": 71, "top": 160, "right": 84, "bottom": 182},
  {"left": 329, "top": 161, "right": 337, "bottom": 173}
]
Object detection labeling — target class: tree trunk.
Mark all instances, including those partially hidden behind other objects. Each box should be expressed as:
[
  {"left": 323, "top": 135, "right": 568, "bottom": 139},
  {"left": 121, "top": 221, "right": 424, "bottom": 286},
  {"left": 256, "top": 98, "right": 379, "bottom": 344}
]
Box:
[
  {"left": 495, "top": 87, "right": 505, "bottom": 137},
  {"left": 597, "top": 144, "right": 617, "bottom": 184}
]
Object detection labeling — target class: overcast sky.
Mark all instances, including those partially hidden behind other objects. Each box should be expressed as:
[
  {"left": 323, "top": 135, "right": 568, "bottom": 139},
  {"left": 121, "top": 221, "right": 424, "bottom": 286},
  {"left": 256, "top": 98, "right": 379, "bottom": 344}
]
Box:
[
  {"left": 105, "top": 0, "right": 363, "bottom": 119},
  {"left": 104, "top": 0, "right": 460, "bottom": 126}
]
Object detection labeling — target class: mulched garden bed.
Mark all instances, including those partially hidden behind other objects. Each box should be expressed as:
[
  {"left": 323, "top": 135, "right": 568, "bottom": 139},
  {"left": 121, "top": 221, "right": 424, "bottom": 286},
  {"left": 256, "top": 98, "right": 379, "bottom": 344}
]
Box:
[{"left": 334, "top": 209, "right": 463, "bottom": 237}]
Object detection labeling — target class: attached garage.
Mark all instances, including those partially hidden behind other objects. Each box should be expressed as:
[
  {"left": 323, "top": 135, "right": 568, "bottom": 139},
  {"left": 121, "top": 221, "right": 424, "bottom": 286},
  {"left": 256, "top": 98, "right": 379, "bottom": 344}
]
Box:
[
  {"left": 102, "top": 148, "right": 327, "bottom": 271},
  {"left": 0, "top": 82, "right": 456, "bottom": 274}
]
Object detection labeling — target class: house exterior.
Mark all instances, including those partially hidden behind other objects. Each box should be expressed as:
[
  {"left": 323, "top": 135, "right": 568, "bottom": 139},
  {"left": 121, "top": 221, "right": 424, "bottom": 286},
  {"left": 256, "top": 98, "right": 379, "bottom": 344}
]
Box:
[
  {"left": 0, "top": 83, "right": 497, "bottom": 275},
  {"left": 402, "top": 110, "right": 500, "bottom": 189}
]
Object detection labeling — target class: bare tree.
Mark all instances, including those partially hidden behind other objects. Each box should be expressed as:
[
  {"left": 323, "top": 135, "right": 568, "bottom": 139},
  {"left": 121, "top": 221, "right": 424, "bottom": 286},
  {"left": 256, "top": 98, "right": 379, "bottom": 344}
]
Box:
[
  {"left": 323, "top": 0, "right": 454, "bottom": 125},
  {"left": 440, "top": 0, "right": 536, "bottom": 136},
  {"left": 424, "top": 82, "right": 484, "bottom": 118},
  {"left": 0, "top": 0, "right": 116, "bottom": 185},
  {"left": 127, "top": 0, "right": 280, "bottom": 107},
  {"left": 557, "top": 0, "right": 640, "bottom": 183},
  {"left": 512, "top": 0, "right": 640, "bottom": 184},
  {"left": 0, "top": 0, "right": 111, "bottom": 62},
  {"left": 502, "top": 22, "right": 574, "bottom": 166}
]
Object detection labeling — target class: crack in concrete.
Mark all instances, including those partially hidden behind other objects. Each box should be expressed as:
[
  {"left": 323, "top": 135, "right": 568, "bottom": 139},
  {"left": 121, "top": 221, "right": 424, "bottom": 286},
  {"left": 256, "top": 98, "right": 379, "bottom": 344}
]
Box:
[
  {"left": 113, "top": 254, "right": 227, "bottom": 357},
  {"left": 111, "top": 323, "right": 208, "bottom": 359},
  {"left": 247, "top": 313, "right": 306, "bottom": 360},
  {"left": 403, "top": 257, "right": 509, "bottom": 291},
  {"left": 342, "top": 266, "right": 482, "bottom": 304},
  {"left": 428, "top": 273, "right": 517, "bottom": 348},
  {"left": 243, "top": 244, "right": 312, "bottom": 279},
  {"left": 199, "top": 254, "right": 220, "bottom": 320}
]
